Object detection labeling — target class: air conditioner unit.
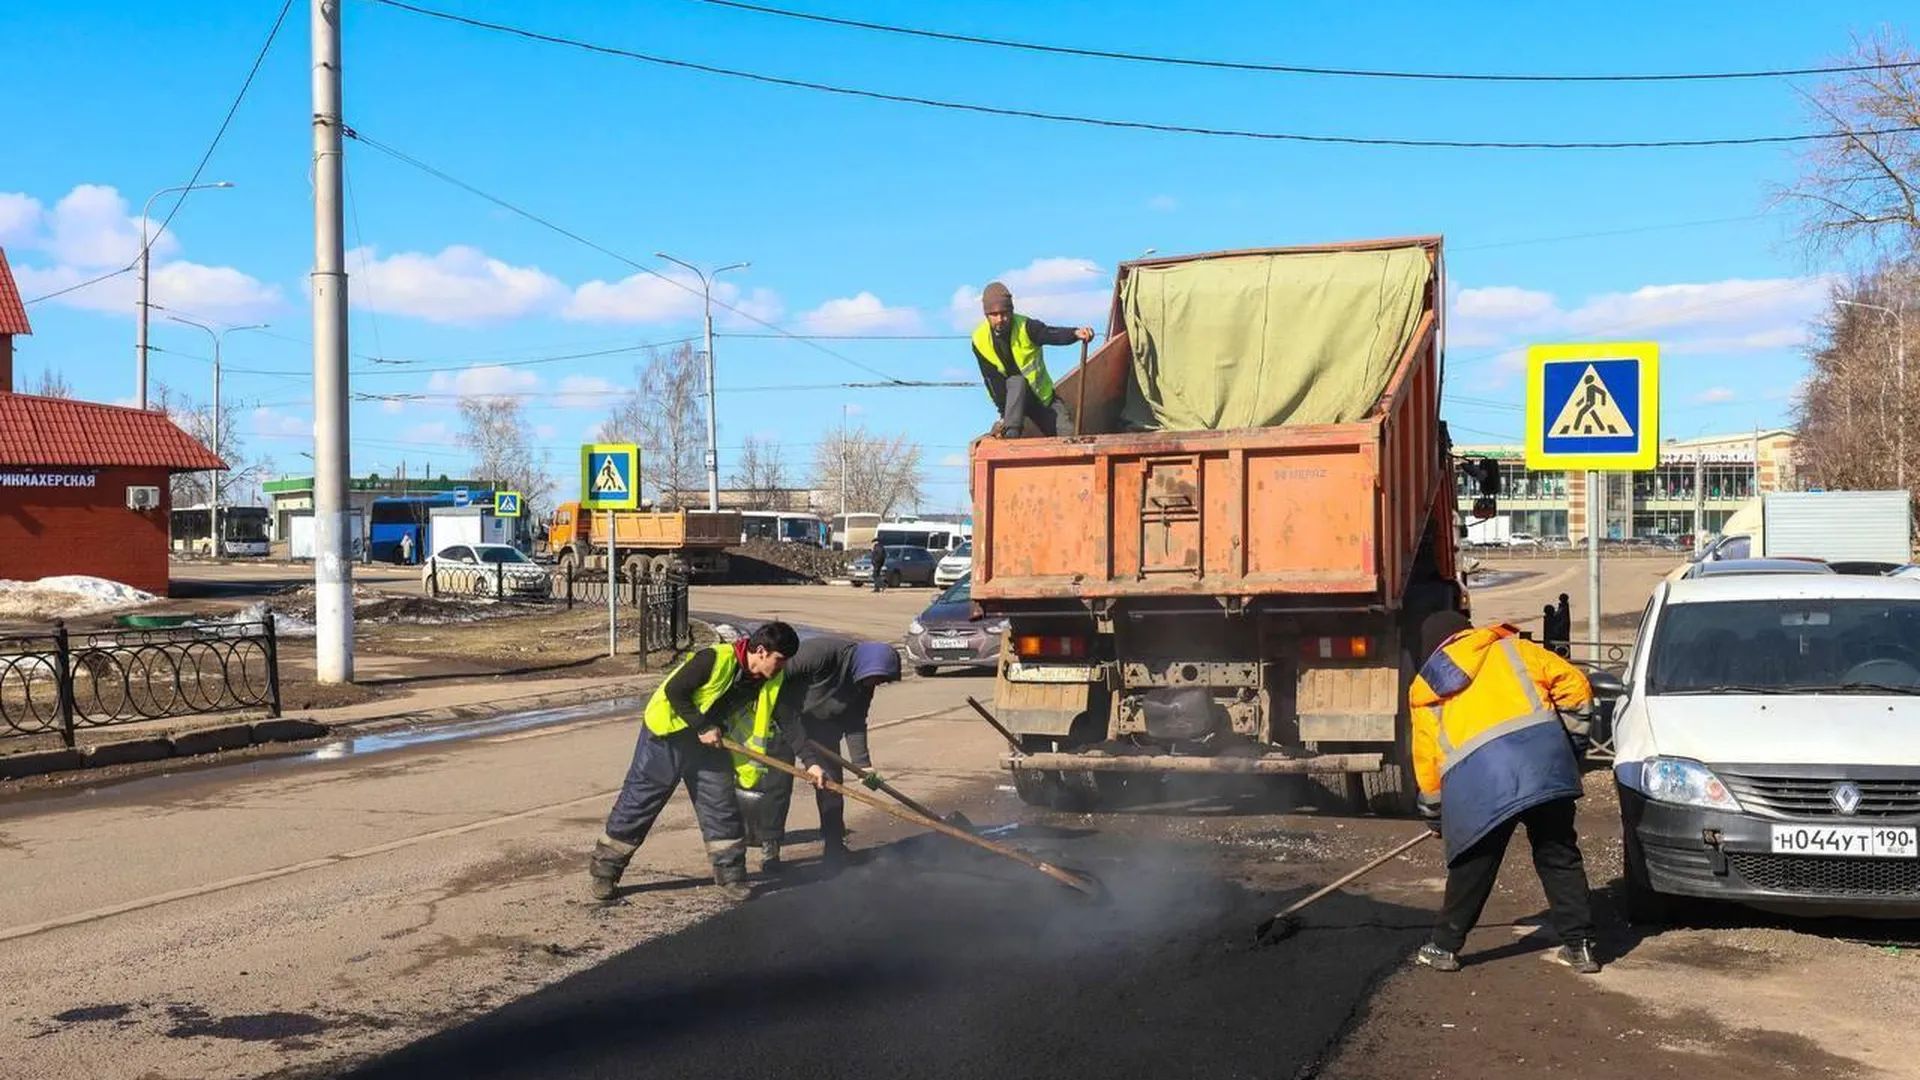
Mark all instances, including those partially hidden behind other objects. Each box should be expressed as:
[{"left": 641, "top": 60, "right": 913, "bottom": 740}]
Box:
[{"left": 126, "top": 486, "right": 161, "bottom": 511}]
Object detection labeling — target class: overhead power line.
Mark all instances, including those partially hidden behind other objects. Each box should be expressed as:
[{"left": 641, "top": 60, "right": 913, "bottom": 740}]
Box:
[
  {"left": 687, "top": 0, "right": 1920, "bottom": 84},
  {"left": 365, "top": 0, "right": 1920, "bottom": 151},
  {"left": 25, "top": 0, "right": 293, "bottom": 306},
  {"left": 341, "top": 126, "right": 910, "bottom": 383}
]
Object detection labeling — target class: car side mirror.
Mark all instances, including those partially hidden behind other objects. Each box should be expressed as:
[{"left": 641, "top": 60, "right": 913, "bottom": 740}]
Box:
[{"left": 1587, "top": 671, "right": 1628, "bottom": 701}]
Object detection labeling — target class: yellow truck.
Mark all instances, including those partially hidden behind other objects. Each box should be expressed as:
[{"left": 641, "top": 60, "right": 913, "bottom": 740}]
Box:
[{"left": 546, "top": 500, "right": 741, "bottom": 581}]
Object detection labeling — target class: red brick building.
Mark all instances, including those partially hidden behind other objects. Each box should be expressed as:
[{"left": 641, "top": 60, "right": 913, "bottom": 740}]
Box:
[{"left": 0, "top": 248, "right": 225, "bottom": 596}]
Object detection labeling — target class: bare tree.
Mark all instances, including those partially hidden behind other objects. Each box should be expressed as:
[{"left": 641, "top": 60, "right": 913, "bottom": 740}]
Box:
[
  {"left": 729, "top": 435, "right": 789, "bottom": 510},
  {"left": 149, "top": 381, "right": 272, "bottom": 507},
  {"left": 1780, "top": 29, "right": 1920, "bottom": 260},
  {"left": 30, "top": 369, "right": 73, "bottom": 398},
  {"left": 602, "top": 343, "right": 706, "bottom": 507},
  {"left": 812, "top": 425, "right": 924, "bottom": 518},
  {"left": 456, "top": 395, "right": 555, "bottom": 512},
  {"left": 1793, "top": 266, "right": 1919, "bottom": 492}
]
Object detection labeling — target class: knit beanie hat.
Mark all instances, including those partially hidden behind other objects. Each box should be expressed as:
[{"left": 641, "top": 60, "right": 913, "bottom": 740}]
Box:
[{"left": 981, "top": 281, "right": 1013, "bottom": 314}]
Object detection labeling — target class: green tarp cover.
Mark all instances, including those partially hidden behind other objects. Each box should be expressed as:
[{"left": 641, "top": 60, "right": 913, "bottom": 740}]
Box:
[{"left": 1119, "top": 246, "right": 1433, "bottom": 432}]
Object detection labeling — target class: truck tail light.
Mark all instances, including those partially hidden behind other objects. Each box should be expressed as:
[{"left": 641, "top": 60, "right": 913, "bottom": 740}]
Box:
[
  {"left": 1014, "top": 634, "right": 1089, "bottom": 660},
  {"left": 1301, "top": 636, "right": 1372, "bottom": 660}
]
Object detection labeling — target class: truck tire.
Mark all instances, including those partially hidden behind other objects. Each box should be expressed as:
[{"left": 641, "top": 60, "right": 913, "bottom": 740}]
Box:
[
  {"left": 649, "top": 554, "right": 677, "bottom": 582},
  {"left": 1009, "top": 736, "right": 1106, "bottom": 812},
  {"left": 556, "top": 549, "right": 580, "bottom": 576},
  {"left": 1359, "top": 647, "right": 1422, "bottom": 815}
]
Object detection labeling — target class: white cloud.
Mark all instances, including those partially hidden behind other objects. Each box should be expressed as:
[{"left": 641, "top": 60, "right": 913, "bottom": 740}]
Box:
[
  {"left": 1449, "top": 274, "right": 1839, "bottom": 370},
  {"left": 349, "top": 245, "right": 566, "bottom": 324},
  {"left": 404, "top": 421, "right": 455, "bottom": 445},
  {"left": 0, "top": 192, "right": 41, "bottom": 246},
  {"left": 1146, "top": 194, "right": 1179, "bottom": 212},
  {"left": 565, "top": 269, "right": 784, "bottom": 327},
  {"left": 426, "top": 363, "right": 540, "bottom": 399},
  {"left": 534, "top": 424, "right": 559, "bottom": 440},
  {"left": 950, "top": 257, "right": 1109, "bottom": 330},
  {"left": 940, "top": 366, "right": 973, "bottom": 379},
  {"left": 844, "top": 403, "right": 865, "bottom": 417},
  {"left": 554, "top": 374, "right": 621, "bottom": 408},
  {"left": 1693, "top": 387, "right": 1739, "bottom": 404},
  {"left": 42, "top": 184, "right": 179, "bottom": 267},
  {"left": 939, "top": 452, "right": 968, "bottom": 468},
  {"left": 797, "top": 292, "right": 922, "bottom": 336},
  {"left": 12, "top": 258, "right": 282, "bottom": 322},
  {"left": 381, "top": 398, "right": 406, "bottom": 415},
  {"left": 251, "top": 408, "right": 311, "bottom": 439}
]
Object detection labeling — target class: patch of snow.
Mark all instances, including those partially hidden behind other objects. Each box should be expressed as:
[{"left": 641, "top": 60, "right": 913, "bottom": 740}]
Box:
[{"left": 0, "top": 576, "right": 158, "bottom": 620}]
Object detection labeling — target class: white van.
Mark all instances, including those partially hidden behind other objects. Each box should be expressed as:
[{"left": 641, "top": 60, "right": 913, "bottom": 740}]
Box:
[{"left": 1606, "top": 572, "right": 1920, "bottom": 921}]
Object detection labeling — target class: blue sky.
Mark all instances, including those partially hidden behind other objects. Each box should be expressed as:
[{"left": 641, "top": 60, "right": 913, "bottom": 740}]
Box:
[{"left": 3, "top": 0, "right": 1907, "bottom": 509}]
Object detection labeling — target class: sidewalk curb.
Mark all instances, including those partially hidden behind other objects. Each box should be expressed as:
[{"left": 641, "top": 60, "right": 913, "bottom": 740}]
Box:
[{"left": 0, "top": 678, "right": 660, "bottom": 785}]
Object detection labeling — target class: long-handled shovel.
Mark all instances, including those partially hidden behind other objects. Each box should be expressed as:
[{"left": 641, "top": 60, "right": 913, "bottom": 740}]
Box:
[
  {"left": 723, "top": 738, "right": 1104, "bottom": 899},
  {"left": 805, "top": 739, "right": 975, "bottom": 832},
  {"left": 1253, "top": 830, "right": 1434, "bottom": 947}
]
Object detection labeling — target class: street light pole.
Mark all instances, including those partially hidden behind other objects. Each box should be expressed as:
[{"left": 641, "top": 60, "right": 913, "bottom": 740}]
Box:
[
  {"left": 137, "top": 181, "right": 234, "bottom": 409},
  {"left": 166, "top": 317, "right": 268, "bottom": 556},
  {"left": 655, "top": 253, "right": 749, "bottom": 512},
  {"left": 1840, "top": 298, "right": 1908, "bottom": 490}
]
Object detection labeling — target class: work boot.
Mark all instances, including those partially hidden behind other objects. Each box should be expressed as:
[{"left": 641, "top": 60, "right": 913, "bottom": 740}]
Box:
[
  {"left": 1548, "top": 940, "right": 1602, "bottom": 974},
  {"left": 760, "top": 841, "right": 785, "bottom": 874},
  {"left": 1414, "top": 943, "right": 1461, "bottom": 972},
  {"left": 588, "top": 836, "right": 638, "bottom": 903},
  {"left": 713, "top": 861, "right": 755, "bottom": 902}
]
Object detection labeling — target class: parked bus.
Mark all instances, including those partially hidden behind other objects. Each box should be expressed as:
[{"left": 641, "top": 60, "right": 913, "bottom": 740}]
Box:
[
  {"left": 875, "top": 517, "right": 972, "bottom": 553},
  {"left": 741, "top": 510, "right": 829, "bottom": 547},
  {"left": 170, "top": 505, "right": 271, "bottom": 557},
  {"left": 829, "top": 512, "right": 882, "bottom": 552},
  {"left": 370, "top": 492, "right": 500, "bottom": 563}
]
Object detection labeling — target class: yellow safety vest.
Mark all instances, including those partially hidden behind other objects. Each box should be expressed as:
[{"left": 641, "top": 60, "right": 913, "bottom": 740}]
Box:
[
  {"left": 642, "top": 644, "right": 787, "bottom": 789},
  {"left": 973, "top": 315, "right": 1055, "bottom": 406}
]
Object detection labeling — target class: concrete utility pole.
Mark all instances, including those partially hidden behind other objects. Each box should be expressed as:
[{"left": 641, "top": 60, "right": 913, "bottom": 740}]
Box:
[
  {"left": 655, "top": 253, "right": 748, "bottom": 512},
  {"left": 312, "top": 0, "right": 353, "bottom": 683},
  {"left": 166, "top": 317, "right": 267, "bottom": 556},
  {"left": 1840, "top": 298, "right": 1908, "bottom": 490},
  {"left": 137, "top": 182, "right": 232, "bottom": 409}
]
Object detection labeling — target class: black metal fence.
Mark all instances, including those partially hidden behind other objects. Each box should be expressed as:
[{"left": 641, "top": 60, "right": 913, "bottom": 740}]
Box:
[
  {"left": 0, "top": 617, "right": 282, "bottom": 745},
  {"left": 421, "top": 563, "right": 693, "bottom": 653}
]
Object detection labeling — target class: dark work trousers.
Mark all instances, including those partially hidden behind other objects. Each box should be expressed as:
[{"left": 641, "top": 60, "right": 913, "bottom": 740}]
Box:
[
  {"left": 1432, "top": 797, "right": 1595, "bottom": 953},
  {"left": 810, "top": 728, "right": 870, "bottom": 848},
  {"left": 1001, "top": 374, "right": 1075, "bottom": 438},
  {"left": 604, "top": 725, "right": 747, "bottom": 873},
  {"left": 740, "top": 743, "right": 796, "bottom": 848}
]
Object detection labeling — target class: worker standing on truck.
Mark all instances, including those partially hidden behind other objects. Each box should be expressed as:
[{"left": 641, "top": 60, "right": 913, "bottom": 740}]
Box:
[
  {"left": 587, "top": 622, "right": 822, "bottom": 903},
  {"left": 1409, "top": 611, "right": 1602, "bottom": 975},
  {"left": 765, "top": 637, "right": 903, "bottom": 870},
  {"left": 972, "top": 280, "right": 1094, "bottom": 438}
]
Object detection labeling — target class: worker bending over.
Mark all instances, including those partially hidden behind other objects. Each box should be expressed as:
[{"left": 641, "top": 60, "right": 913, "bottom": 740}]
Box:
[
  {"left": 588, "top": 622, "right": 823, "bottom": 903},
  {"left": 762, "top": 636, "right": 903, "bottom": 870},
  {"left": 1410, "top": 611, "right": 1602, "bottom": 974},
  {"left": 971, "top": 280, "right": 1093, "bottom": 438}
]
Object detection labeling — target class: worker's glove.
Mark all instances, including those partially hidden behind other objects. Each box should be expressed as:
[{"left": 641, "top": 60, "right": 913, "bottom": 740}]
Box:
[
  {"left": 861, "top": 771, "right": 885, "bottom": 790},
  {"left": 1417, "top": 800, "right": 1442, "bottom": 835}
]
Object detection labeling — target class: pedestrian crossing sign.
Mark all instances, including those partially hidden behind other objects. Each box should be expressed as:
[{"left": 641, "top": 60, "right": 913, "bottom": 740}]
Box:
[
  {"left": 580, "top": 443, "right": 640, "bottom": 510},
  {"left": 1524, "top": 342, "right": 1659, "bottom": 471},
  {"left": 494, "top": 491, "right": 523, "bottom": 518}
]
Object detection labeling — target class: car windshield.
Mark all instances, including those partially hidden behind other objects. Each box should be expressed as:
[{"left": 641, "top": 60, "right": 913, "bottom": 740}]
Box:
[
  {"left": 948, "top": 543, "right": 971, "bottom": 559},
  {"left": 936, "top": 576, "right": 971, "bottom": 604},
  {"left": 475, "top": 547, "right": 530, "bottom": 564},
  {"left": 1648, "top": 598, "right": 1920, "bottom": 694}
]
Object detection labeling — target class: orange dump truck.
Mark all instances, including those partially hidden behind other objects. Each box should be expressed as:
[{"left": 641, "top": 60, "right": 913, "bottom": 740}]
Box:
[
  {"left": 971, "top": 237, "right": 1490, "bottom": 813},
  {"left": 546, "top": 501, "right": 741, "bottom": 581}
]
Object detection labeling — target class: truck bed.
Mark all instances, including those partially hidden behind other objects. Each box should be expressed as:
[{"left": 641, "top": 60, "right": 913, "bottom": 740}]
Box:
[
  {"left": 972, "top": 237, "right": 1450, "bottom": 609},
  {"left": 592, "top": 509, "right": 742, "bottom": 549}
]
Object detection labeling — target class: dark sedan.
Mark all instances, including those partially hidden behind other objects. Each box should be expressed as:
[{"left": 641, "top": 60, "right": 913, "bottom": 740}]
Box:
[
  {"left": 902, "top": 574, "right": 1006, "bottom": 676},
  {"left": 847, "top": 545, "right": 938, "bottom": 588}
]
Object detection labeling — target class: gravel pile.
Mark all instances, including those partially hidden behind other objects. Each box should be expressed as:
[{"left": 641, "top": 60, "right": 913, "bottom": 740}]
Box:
[{"left": 724, "top": 541, "right": 852, "bottom": 584}]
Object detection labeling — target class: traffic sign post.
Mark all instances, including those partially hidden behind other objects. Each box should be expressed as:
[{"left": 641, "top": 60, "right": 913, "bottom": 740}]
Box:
[
  {"left": 581, "top": 443, "right": 640, "bottom": 512},
  {"left": 1525, "top": 343, "right": 1660, "bottom": 664},
  {"left": 493, "top": 491, "right": 523, "bottom": 518}
]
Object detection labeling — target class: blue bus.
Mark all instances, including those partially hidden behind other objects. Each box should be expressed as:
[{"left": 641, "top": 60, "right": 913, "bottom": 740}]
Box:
[{"left": 369, "top": 492, "right": 495, "bottom": 564}]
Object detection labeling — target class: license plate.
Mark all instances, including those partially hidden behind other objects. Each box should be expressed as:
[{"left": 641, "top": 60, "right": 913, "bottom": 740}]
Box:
[
  {"left": 928, "top": 635, "right": 966, "bottom": 650},
  {"left": 1770, "top": 825, "right": 1918, "bottom": 858}
]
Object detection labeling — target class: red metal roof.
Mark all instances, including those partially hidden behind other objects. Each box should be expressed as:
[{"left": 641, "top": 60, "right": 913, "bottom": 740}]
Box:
[
  {"left": 0, "top": 393, "right": 226, "bottom": 471},
  {"left": 0, "top": 248, "right": 32, "bottom": 336}
]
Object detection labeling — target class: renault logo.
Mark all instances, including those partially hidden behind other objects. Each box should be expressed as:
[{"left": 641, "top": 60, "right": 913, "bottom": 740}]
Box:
[{"left": 1831, "top": 782, "right": 1864, "bottom": 816}]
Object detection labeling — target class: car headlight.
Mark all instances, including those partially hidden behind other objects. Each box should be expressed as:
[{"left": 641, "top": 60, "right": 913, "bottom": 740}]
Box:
[
  {"left": 1639, "top": 757, "right": 1742, "bottom": 812},
  {"left": 908, "top": 620, "right": 925, "bottom": 635}
]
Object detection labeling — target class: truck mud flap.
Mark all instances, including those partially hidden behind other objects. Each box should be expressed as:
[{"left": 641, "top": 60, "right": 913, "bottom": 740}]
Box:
[{"left": 1004, "top": 751, "right": 1383, "bottom": 775}]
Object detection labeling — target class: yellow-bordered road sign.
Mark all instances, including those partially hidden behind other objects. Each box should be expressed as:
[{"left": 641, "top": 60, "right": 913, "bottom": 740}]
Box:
[
  {"left": 1524, "top": 342, "right": 1659, "bottom": 471},
  {"left": 581, "top": 444, "right": 640, "bottom": 510},
  {"left": 494, "top": 491, "right": 523, "bottom": 517}
]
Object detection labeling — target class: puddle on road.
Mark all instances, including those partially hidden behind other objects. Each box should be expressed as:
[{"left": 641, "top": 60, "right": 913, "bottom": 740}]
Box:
[{"left": 302, "top": 697, "right": 641, "bottom": 761}]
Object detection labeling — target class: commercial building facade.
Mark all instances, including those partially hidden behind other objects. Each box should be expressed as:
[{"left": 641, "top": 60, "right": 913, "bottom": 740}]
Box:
[{"left": 1454, "top": 429, "right": 1800, "bottom": 542}]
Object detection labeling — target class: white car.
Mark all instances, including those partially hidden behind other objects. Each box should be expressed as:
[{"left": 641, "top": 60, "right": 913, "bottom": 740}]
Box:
[
  {"left": 1606, "top": 572, "right": 1920, "bottom": 922},
  {"left": 934, "top": 542, "right": 972, "bottom": 587},
  {"left": 1506, "top": 532, "right": 1540, "bottom": 548},
  {"left": 422, "top": 543, "right": 553, "bottom": 598}
]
